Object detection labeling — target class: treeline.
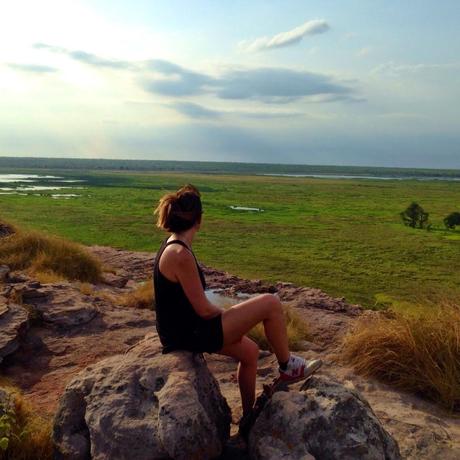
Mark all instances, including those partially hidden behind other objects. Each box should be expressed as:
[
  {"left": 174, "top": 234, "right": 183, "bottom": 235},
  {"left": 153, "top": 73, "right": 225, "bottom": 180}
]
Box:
[{"left": 0, "top": 156, "right": 459, "bottom": 178}]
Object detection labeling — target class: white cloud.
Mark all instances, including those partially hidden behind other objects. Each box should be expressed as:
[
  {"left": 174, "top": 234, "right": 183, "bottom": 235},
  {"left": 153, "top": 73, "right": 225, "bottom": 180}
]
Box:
[{"left": 239, "top": 19, "right": 329, "bottom": 52}]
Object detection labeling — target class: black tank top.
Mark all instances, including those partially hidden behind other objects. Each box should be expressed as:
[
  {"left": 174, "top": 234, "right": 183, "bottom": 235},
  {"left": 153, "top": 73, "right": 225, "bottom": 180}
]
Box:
[{"left": 153, "top": 238, "right": 207, "bottom": 353}]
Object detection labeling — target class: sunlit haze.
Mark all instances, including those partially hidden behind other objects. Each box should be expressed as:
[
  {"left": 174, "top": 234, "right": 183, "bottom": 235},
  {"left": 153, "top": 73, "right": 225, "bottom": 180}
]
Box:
[{"left": 1, "top": 0, "right": 459, "bottom": 167}]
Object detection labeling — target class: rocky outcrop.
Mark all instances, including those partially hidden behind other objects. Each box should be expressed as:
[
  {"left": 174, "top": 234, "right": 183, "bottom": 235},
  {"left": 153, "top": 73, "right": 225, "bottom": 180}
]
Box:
[
  {"left": 89, "top": 246, "right": 153, "bottom": 282},
  {"left": 0, "top": 298, "right": 28, "bottom": 364},
  {"left": 249, "top": 376, "right": 401, "bottom": 460},
  {"left": 11, "top": 282, "right": 98, "bottom": 328},
  {"left": 53, "top": 332, "right": 231, "bottom": 460}
]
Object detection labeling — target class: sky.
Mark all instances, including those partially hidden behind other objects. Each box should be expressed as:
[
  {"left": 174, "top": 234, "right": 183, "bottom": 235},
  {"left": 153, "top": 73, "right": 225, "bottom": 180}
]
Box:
[{"left": 0, "top": 0, "right": 459, "bottom": 168}]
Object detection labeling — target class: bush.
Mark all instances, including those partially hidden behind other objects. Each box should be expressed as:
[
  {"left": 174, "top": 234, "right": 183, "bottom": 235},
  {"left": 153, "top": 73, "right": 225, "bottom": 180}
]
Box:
[
  {"left": 0, "top": 226, "right": 102, "bottom": 283},
  {"left": 342, "top": 301, "right": 460, "bottom": 410},
  {"left": 444, "top": 212, "right": 460, "bottom": 229},
  {"left": 122, "top": 280, "right": 155, "bottom": 309},
  {"left": 248, "top": 303, "right": 310, "bottom": 351},
  {"left": 400, "top": 202, "right": 429, "bottom": 228},
  {"left": 0, "top": 382, "right": 52, "bottom": 460}
]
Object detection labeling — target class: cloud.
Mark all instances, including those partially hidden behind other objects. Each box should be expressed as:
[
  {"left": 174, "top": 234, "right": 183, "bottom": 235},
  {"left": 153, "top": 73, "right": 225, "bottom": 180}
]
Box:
[
  {"left": 215, "top": 68, "right": 350, "bottom": 102},
  {"left": 141, "top": 59, "right": 214, "bottom": 96},
  {"left": 7, "top": 63, "right": 57, "bottom": 73},
  {"left": 144, "top": 61, "right": 356, "bottom": 104},
  {"left": 239, "top": 19, "right": 329, "bottom": 52},
  {"left": 34, "top": 42, "right": 133, "bottom": 70},
  {"left": 170, "top": 102, "right": 221, "bottom": 119},
  {"left": 32, "top": 43, "right": 359, "bottom": 104},
  {"left": 166, "top": 102, "right": 306, "bottom": 120},
  {"left": 371, "top": 61, "right": 460, "bottom": 77}
]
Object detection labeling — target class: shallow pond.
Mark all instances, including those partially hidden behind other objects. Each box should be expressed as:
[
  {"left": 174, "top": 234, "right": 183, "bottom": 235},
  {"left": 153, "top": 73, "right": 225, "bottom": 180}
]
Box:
[
  {"left": 229, "top": 206, "right": 264, "bottom": 212},
  {"left": 0, "top": 174, "right": 86, "bottom": 198}
]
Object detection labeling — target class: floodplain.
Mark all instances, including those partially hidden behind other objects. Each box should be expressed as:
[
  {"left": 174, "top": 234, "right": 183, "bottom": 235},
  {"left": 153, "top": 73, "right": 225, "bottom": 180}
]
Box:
[{"left": 1, "top": 167, "right": 459, "bottom": 308}]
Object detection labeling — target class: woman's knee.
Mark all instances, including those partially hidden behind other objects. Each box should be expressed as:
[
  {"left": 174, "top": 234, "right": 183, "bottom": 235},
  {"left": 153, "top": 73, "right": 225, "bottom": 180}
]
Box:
[{"left": 259, "top": 293, "right": 282, "bottom": 316}]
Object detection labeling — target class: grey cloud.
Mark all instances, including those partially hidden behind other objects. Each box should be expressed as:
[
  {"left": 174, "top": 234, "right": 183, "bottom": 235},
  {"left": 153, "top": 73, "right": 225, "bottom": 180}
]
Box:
[
  {"left": 7, "top": 63, "right": 57, "bottom": 73},
  {"left": 32, "top": 43, "right": 357, "bottom": 104},
  {"left": 239, "top": 19, "right": 330, "bottom": 52},
  {"left": 238, "top": 111, "right": 305, "bottom": 119},
  {"left": 141, "top": 59, "right": 214, "bottom": 96},
  {"left": 167, "top": 101, "right": 306, "bottom": 120},
  {"left": 34, "top": 42, "right": 134, "bottom": 70},
  {"left": 215, "top": 68, "right": 350, "bottom": 102},
  {"left": 171, "top": 102, "right": 221, "bottom": 119},
  {"left": 145, "top": 62, "right": 355, "bottom": 104}
]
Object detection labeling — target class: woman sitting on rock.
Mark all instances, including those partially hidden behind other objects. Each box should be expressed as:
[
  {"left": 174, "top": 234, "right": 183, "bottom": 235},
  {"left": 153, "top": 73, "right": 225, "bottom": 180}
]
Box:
[{"left": 153, "top": 184, "right": 322, "bottom": 417}]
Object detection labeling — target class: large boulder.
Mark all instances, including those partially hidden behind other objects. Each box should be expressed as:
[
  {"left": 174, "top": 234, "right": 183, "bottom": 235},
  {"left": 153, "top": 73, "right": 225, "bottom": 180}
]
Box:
[
  {"left": 53, "top": 332, "right": 231, "bottom": 460},
  {"left": 249, "top": 376, "right": 401, "bottom": 460},
  {"left": 0, "top": 298, "right": 28, "bottom": 364}
]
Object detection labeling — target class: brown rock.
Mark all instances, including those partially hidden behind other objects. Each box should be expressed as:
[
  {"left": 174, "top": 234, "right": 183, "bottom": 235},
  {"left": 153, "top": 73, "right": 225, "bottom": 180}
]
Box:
[
  {"left": 53, "top": 333, "right": 231, "bottom": 460},
  {"left": 0, "top": 300, "right": 29, "bottom": 364},
  {"left": 0, "top": 265, "right": 10, "bottom": 282},
  {"left": 14, "top": 283, "right": 98, "bottom": 328},
  {"left": 249, "top": 376, "right": 401, "bottom": 460}
]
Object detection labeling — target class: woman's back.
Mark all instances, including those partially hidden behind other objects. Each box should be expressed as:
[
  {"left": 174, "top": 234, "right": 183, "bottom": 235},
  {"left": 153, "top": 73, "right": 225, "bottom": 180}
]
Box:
[{"left": 153, "top": 238, "right": 206, "bottom": 353}]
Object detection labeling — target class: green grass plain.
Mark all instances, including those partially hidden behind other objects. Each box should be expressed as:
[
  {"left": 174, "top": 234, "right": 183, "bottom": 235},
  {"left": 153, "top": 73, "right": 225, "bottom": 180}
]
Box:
[{"left": 1, "top": 169, "right": 459, "bottom": 307}]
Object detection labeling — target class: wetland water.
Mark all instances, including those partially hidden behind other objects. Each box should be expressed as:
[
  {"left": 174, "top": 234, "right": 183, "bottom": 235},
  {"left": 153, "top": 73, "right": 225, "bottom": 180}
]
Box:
[
  {"left": 0, "top": 174, "right": 86, "bottom": 198},
  {"left": 260, "top": 173, "right": 460, "bottom": 181}
]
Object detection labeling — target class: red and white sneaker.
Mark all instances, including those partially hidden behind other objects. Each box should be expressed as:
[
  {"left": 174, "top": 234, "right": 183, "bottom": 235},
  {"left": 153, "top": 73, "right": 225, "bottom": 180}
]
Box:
[{"left": 278, "top": 355, "right": 323, "bottom": 384}]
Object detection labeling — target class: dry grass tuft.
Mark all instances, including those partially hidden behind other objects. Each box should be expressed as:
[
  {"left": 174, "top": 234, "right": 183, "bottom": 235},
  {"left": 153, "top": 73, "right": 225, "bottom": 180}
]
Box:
[
  {"left": 122, "top": 280, "right": 155, "bottom": 309},
  {"left": 29, "top": 269, "right": 66, "bottom": 284},
  {"left": 249, "top": 303, "right": 310, "bottom": 351},
  {"left": 0, "top": 229, "right": 102, "bottom": 283},
  {"left": 342, "top": 300, "right": 460, "bottom": 410},
  {"left": 78, "top": 282, "right": 95, "bottom": 296},
  {"left": 0, "top": 382, "right": 53, "bottom": 460}
]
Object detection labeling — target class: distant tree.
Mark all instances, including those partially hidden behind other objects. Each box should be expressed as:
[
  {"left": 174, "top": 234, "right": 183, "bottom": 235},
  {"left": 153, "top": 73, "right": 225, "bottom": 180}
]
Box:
[
  {"left": 400, "top": 202, "right": 429, "bottom": 228},
  {"left": 444, "top": 212, "right": 460, "bottom": 229}
]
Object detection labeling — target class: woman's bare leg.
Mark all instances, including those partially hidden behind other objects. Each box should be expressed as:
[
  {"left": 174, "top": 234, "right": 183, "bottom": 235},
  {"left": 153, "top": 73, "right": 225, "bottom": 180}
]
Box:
[
  {"left": 221, "top": 293, "right": 290, "bottom": 363},
  {"left": 218, "top": 336, "right": 259, "bottom": 414}
]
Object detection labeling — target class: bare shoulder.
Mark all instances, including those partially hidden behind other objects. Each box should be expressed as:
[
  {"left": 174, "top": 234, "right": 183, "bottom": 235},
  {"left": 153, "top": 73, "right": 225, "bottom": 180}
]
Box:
[
  {"left": 162, "top": 243, "right": 194, "bottom": 266},
  {"left": 159, "top": 243, "right": 195, "bottom": 282}
]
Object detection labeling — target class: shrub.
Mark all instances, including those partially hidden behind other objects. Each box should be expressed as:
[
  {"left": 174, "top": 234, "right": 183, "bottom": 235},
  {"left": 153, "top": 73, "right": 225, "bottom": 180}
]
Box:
[
  {"left": 122, "top": 280, "right": 155, "bottom": 309},
  {"left": 400, "top": 202, "right": 429, "bottom": 228},
  {"left": 0, "top": 381, "right": 52, "bottom": 460},
  {"left": 444, "top": 212, "right": 460, "bottom": 229},
  {"left": 0, "top": 228, "right": 102, "bottom": 283},
  {"left": 342, "top": 301, "right": 460, "bottom": 410},
  {"left": 248, "top": 303, "right": 310, "bottom": 351}
]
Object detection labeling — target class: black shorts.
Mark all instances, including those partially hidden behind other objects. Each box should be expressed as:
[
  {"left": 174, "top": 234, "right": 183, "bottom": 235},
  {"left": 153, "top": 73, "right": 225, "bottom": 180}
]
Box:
[
  {"left": 190, "top": 313, "right": 224, "bottom": 353},
  {"left": 161, "top": 313, "right": 224, "bottom": 354}
]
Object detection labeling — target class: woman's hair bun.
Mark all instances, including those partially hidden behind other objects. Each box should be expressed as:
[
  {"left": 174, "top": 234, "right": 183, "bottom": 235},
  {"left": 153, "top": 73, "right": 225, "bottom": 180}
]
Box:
[{"left": 154, "top": 184, "right": 202, "bottom": 233}]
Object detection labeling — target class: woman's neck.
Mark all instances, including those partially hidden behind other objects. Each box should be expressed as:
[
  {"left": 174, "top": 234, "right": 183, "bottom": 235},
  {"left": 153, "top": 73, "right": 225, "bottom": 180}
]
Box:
[{"left": 170, "top": 228, "right": 196, "bottom": 248}]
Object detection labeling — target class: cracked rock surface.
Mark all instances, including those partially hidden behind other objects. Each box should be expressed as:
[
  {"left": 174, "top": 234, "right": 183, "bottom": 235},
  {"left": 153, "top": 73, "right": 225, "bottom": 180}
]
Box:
[{"left": 53, "top": 333, "right": 231, "bottom": 460}]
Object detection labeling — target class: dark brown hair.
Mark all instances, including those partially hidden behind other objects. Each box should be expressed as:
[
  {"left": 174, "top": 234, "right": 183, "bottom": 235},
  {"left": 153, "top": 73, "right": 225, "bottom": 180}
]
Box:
[{"left": 154, "top": 184, "right": 202, "bottom": 233}]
